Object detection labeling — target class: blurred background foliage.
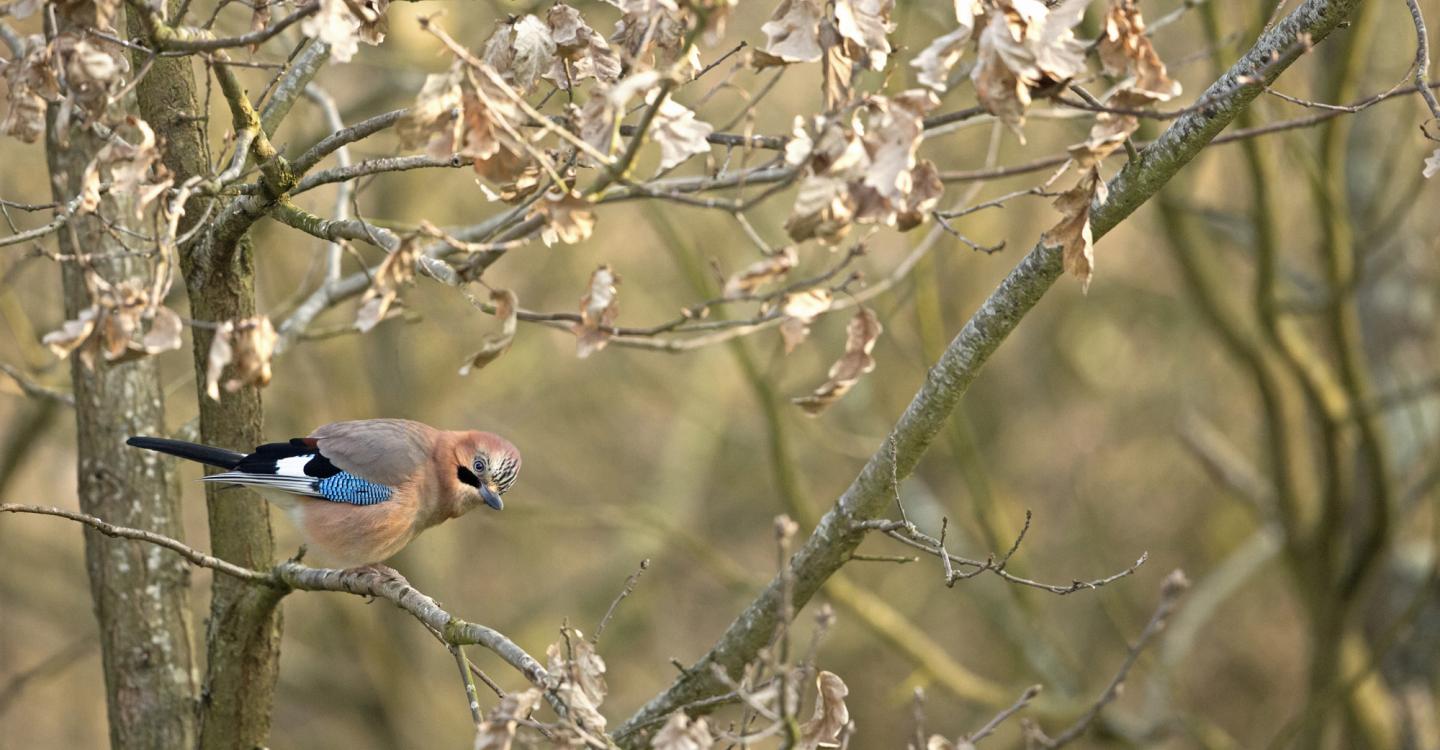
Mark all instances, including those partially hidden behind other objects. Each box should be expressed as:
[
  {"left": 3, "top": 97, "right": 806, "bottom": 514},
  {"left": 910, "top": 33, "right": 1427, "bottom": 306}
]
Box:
[{"left": 2, "top": 0, "right": 1439, "bottom": 747}]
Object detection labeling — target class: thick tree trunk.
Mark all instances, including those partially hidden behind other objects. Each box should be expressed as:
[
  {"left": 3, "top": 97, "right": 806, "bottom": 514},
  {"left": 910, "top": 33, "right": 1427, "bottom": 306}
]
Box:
[
  {"left": 126, "top": 14, "right": 285, "bottom": 749},
  {"left": 44, "top": 51, "right": 199, "bottom": 750}
]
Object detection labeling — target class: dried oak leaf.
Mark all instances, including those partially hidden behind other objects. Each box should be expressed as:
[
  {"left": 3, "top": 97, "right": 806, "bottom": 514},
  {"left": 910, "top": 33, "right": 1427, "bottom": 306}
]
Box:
[
  {"left": 302, "top": 0, "right": 388, "bottom": 63},
  {"left": 794, "top": 309, "right": 881, "bottom": 414},
  {"left": 574, "top": 265, "right": 620, "bottom": 358},
  {"left": 778, "top": 288, "right": 832, "bottom": 353},
  {"left": 834, "top": 0, "right": 894, "bottom": 71},
  {"left": 204, "top": 316, "right": 276, "bottom": 400},
  {"left": 545, "top": 4, "right": 621, "bottom": 90},
  {"left": 862, "top": 90, "right": 936, "bottom": 204},
  {"left": 786, "top": 176, "right": 856, "bottom": 244},
  {"left": 483, "top": 14, "right": 556, "bottom": 95},
  {"left": 651, "top": 712, "right": 713, "bottom": 750},
  {"left": 355, "top": 238, "right": 420, "bottom": 332},
  {"left": 971, "top": 0, "right": 1089, "bottom": 139},
  {"left": 81, "top": 116, "right": 173, "bottom": 218},
  {"left": 473, "top": 687, "right": 543, "bottom": 750},
  {"left": 397, "top": 65, "right": 464, "bottom": 157},
  {"left": 723, "top": 247, "right": 798, "bottom": 299},
  {"left": 798, "top": 671, "right": 851, "bottom": 747},
  {"left": 1423, "top": 147, "right": 1440, "bottom": 179},
  {"left": 531, "top": 189, "right": 597, "bottom": 246},
  {"left": 460, "top": 289, "right": 518, "bottom": 375},
  {"left": 649, "top": 94, "right": 714, "bottom": 172},
  {"left": 610, "top": 2, "right": 700, "bottom": 74},
  {"left": 42, "top": 279, "right": 184, "bottom": 368},
  {"left": 546, "top": 630, "right": 608, "bottom": 732},
  {"left": 1, "top": 35, "right": 53, "bottom": 143},
  {"left": 755, "top": 0, "right": 824, "bottom": 66},
  {"left": 1098, "top": 0, "right": 1181, "bottom": 103},
  {"left": 1041, "top": 166, "right": 1108, "bottom": 289},
  {"left": 459, "top": 68, "right": 533, "bottom": 185}
]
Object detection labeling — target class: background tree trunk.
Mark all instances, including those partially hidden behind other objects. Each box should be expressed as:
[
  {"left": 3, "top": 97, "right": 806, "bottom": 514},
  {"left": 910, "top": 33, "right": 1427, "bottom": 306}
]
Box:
[
  {"left": 126, "top": 12, "right": 285, "bottom": 749},
  {"left": 43, "top": 23, "right": 199, "bottom": 748}
]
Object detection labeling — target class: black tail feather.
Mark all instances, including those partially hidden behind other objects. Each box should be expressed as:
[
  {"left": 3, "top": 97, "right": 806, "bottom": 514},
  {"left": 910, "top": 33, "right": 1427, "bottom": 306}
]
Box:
[{"left": 126, "top": 436, "right": 245, "bottom": 469}]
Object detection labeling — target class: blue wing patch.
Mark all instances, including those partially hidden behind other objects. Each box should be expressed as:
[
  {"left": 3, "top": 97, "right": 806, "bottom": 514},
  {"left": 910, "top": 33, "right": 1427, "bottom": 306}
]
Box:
[{"left": 316, "top": 472, "right": 394, "bottom": 506}]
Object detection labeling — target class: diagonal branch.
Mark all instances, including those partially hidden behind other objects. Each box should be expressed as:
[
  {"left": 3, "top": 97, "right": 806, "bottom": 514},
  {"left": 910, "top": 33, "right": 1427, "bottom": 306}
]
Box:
[{"left": 610, "top": 0, "right": 1363, "bottom": 743}]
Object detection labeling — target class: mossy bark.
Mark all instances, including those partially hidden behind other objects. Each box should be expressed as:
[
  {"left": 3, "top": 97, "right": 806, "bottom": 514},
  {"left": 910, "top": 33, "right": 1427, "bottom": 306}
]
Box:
[
  {"left": 44, "top": 28, "right": 199, "bottom": 749},
  {"left": 125, "top": 10, "right": 285, "bottom": 750}
]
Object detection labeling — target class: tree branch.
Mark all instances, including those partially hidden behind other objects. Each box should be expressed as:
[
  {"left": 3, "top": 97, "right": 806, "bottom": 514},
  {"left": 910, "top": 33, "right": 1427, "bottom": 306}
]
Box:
[{"left": 611, "top": 0, "right": 1364, "bottom": 743}]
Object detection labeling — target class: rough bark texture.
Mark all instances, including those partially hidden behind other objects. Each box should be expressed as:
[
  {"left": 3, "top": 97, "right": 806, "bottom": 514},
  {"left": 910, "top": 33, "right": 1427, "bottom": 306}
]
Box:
[
  {"left": 126, "top": 13, "right": 285, "bottom": 750},
  {"left": 44, "top": 50, "right": 199, "bottom": 750},
  {"left": 613, "top": 0, "right": 1364, "bottom": 743}
]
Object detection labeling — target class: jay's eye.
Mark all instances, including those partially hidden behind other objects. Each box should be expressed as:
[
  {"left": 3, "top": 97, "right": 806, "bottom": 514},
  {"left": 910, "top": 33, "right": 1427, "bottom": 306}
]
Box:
[{"left": 473, "top": 457, "right": 488, "bottom": 476}]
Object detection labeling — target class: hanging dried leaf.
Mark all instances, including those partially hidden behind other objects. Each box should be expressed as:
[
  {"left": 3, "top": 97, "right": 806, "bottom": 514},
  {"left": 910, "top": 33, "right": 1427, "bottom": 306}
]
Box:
[
  {"left": 53, "top": 0, "right": 119, "bottom": 32},
  {"left": 861, "top": 90, "right": 936, "bottom": 204},
  {"left": 545, "top": 4, "right": 621, "bottom": 89},
  {"left": 1041, "top": 166, "right": 1108, "bottom": 290},
  {"left": 652, "top": 712, "right": 713, "bottom": 750},
  {"left": 820, "top": 17, "right": 853, "bottom": 109},
  {"left": 778, "top": 288, "right": 832, "bottom": 353},
  {"left": 912, "top": 26, "right": 971, "bottom": 93},
  {"left": 483, "top": 15, "right": 556, "bottom": 94},
  {"left": 755, "top": 0, "right": 824, "bottom": 65},
  {"left": 81, "top": 116, "right": 173, "bottom": 218},
  {"left": 786, "top": 176, "right": 855, "bottom": 244},
  {"left": 723, "top": 247, "right": 798, "bottom": 299},
  {"left": 2, "top": 35, "right": 55, "bottom": 144},
  {"left": 574, "top": 265, "right": 620, "bottom": 358},
  {"left": 302, "top": 0, "right": 389, "bottom": 63},
  {"left": 546, "top": 630, "right": 608, "bottom": 732},
  {"left": 798, "top": 671, "right": 851, "bottom": 747},
  {"left": 473, "top": 688, "right": 543, "bottom": 750},
  {"left": 834, "top": 0, "right": 894, "bottom": 70},
  {"left": 220, "top": 316, "right": 277, "bottom": 397},
  {"left": 1098, "top": 0, "right": 1181, "bottom": 102},
  {"left": 42, "top": 277, "right": 184, "bottom": 368},
  {"left": 459, "top": 289, "right": 518, "bottom": 375},
  {"left": 355, "top": 239, "right": 421, "bottom": 332},
  {"left": 460, "top": 68, "right": 534, "bottom": 185},
  {"left": 530, "top": 190, "right": 597, "bottom": 246},
  {"left": 649, "top": 95, "right": 714, "bottom": 172},
  {"left": 203, "top": 323, "right": 233, "bottom": 401},
  {"left": 1423, "top": 147, "right": 1440, "bottom": 179},
  {"left": 1067, "top": 90, "right": 1147, "bottom": 168},
  {"left": 971, "top": 0, "right": 1089, "bottom": 139},
  {"left": 42, "top": 308, "right": 100, "bottom": 365},
  {"left": 894, "top": 159, "right": 943, "bottom": 231},
  {"left": 793, "top": 309, "right": 881, "bottom": 415},
  {"left": 610, "top": 3, "right": 700, "bottom": 74},
  {"left": 397, "top": 66, "right": 464, "bottom": 157}
]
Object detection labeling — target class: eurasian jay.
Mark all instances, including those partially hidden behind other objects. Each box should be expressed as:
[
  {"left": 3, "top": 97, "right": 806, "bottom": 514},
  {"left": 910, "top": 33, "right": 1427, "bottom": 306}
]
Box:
[{"left": 127, "top": 419, "right": 520, "bottom": 567}]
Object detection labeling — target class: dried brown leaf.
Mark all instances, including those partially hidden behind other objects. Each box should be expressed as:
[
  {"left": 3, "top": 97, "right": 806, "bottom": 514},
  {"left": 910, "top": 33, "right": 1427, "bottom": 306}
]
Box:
[
  {"left": 41, "top": 307, "right": 99, "bottom": 363},
  {"left": 473, "top": 688, "right": 543, "bottom": 750},
  {"left": 573, "top": 265, "right": 620, "bottom": 358},
  {"left": 1040, "top": 166, "right": 1108, "bottom": 290},
  {"left": 834, "top": 0, "right": 894, "bottom": 70},
  {"left": 971, "top": 0, "right": 1089, "bottom": 139},
  {"left": 1423, "top": 147, "right": 1440, "bottom": 179},
  {"left": 459, "top": 289, "right": 518, "bottom": 375},
  {"left": 793, "top": 309, "right": 881, "bottom": 415},
  {"left": 531, "top": 190, "right": 597, "bottom": 246},
  {"left": 355, "top": 239, "right": 420, "bottom": 332},
  {"left": 723, "top": 247, "right": 798, "bottom": 299},
  {"left": 798, "top": 671, "right": 851, "bottom": 747},
  {"left": 484, "top": 15, "right": 556, "bottom": 94},
  {"left": 778, "top": 288, "right": 832, "bottom": 353},
  {"left": 546, "top": 630, "right": 608, "bottom": 732},
  {"left": 397, "top": 66, "right": 464, "bottom": 156},
  {"left": 222, "top": 316, "right": 277, "bottom": 396},
  {"left": 861, "top": 89, "right": 936, "bottom": 204},
  {"left": 1098, "top": 0, "right": 1182, "bottom": 102},
  {"left": 546, "top": 4, "right": 621, "bottom": 89},
  {"left": 757, "top": 0, "right": 824, "bottom": 65},
  {"left": 302, "top": 0, "right": 388, "bottom": 63},
  {"left": 649, "top": 95, "right": 713, "bottom": 172},
  {"left": 203, "top": 323, "right": 233, "bottom": 401},
  {"left": 651, "top": 712, "right": 713, "bottom": 750}
]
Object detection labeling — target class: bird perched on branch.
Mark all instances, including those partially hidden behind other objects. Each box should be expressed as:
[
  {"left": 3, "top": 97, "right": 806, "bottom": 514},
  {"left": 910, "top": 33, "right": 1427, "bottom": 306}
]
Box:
[{"left": 127, "top": 419, "right": 520, "bottom": 568}]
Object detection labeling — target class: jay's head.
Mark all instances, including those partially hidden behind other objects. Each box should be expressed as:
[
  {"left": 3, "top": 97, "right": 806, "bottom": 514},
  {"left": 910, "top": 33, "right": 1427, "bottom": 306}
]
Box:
[{"left": 455, "top": 432, "right": 521, "bottom": 512}]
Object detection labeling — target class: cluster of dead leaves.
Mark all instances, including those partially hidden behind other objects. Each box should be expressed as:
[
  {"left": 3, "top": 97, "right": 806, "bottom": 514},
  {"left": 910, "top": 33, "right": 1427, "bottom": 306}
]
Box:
[
  {"left": 473, "top": 628, "right": 608, "bottom": 749},
  {"left": 649, "top": 670, "right": 851, "bottom": 749},
  {"left": 203, "top": 316, "right": 277, "bottom": 401},
  {"left": 79, "top": 116, "right": 174, "bottom": 219},
  {"left": 756, "top": 0, "right": 894, "bottom": 106},
  {"left": 1, "top": 31, "right": 129, "bottom": 144},
  {"left": 42, "top": 274, "right": 184, "bottom": 369},
  {"left": 784, "top": 91, "right": 943, "bottom": 244},
  {"left": 354, "top": 237, "right": 420, "bottom": 332}
]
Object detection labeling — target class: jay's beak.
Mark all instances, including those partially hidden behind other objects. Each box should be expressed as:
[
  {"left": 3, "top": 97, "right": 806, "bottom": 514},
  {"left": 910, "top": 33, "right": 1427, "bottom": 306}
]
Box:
[{"left": 480, "top": 484, "right": 504, "bottom": 511}]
